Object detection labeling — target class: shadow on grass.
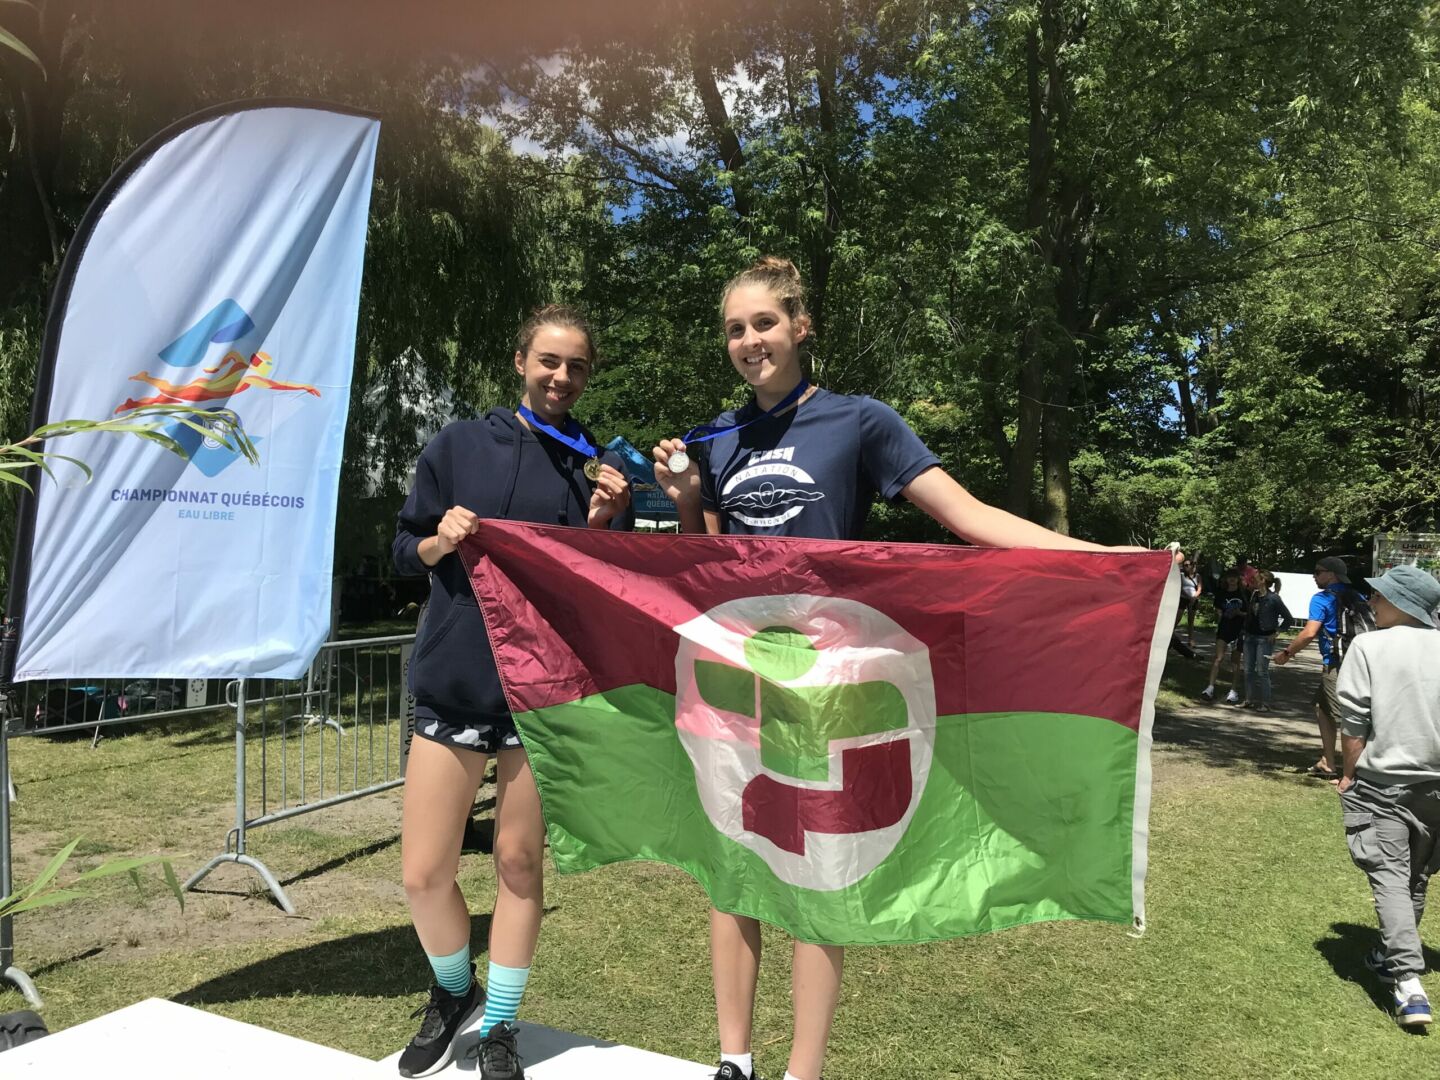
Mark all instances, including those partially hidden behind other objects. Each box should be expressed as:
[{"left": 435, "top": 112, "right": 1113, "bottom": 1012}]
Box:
[
  {"left": 28, "top": 947, "right": 103, "bottom": 979},
  {"left": 170, "top": 724, "right": 242, "bottom": 749},
  {"left": 1316, "top": 921, "right": 1440, "bottom": 1033},
  {"left": 17, "top": 742, "right": 230, "bottom": 785},
  {"left": 1150, "top": 637, "right": 1344, "bottom": 780},
  {"left": 279, "top": 833, "right": 402, "bottom": 887},
  {"left": 1152, "top": 709, "right": 1318, "bottom": 776},
  {"left": 175, "top": 918, "right": 490, "bottom": 1003},
  {"left": 174, "top": 907, "right": 555, "bottom": 1005}
]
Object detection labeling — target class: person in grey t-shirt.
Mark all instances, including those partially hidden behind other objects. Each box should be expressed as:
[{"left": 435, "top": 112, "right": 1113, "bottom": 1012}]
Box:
[{"left": 1335, "top": 564, "right": 1440, "bottom": 1028}]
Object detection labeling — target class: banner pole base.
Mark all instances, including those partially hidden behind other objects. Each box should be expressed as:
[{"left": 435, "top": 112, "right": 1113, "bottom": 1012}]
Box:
[
  {"left": 2, "top": 964, "right": 42, "bottom": 1007},
  {"left": 182, "top": 853, "right": 295, "bottom": 916}
]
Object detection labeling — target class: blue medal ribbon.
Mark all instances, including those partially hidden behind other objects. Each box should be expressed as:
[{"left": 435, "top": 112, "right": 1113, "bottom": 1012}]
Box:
[
  {"left": 680, "top": 379, "right": 811, "bottom": 446},
  {"left": 515, "top": 404, "right": 600, "bottom": 463}
]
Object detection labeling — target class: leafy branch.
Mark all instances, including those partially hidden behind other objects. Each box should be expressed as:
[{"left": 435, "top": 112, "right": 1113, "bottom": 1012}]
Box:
[
  {"left": 0, "top": 837, "right": 184, "bottom": 919},
  {"left": 0, "top": 403, "right": 258, "bottom": 492}
]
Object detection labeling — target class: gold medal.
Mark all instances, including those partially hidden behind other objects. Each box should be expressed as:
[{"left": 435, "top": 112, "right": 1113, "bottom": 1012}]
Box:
[{"left": 584, "top": 458, "right": 602, "bottom": 482}]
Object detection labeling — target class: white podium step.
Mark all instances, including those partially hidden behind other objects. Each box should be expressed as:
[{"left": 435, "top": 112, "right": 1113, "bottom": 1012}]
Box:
[
  {"left": 0, "top": 996, "right": 712, "bottom": 1078},
  {"left": 377, "top": 1018, "right": 714, "bottom": 1078},
  {"left": 2, "top": 998, "right": 382, "bottom": 1078}
]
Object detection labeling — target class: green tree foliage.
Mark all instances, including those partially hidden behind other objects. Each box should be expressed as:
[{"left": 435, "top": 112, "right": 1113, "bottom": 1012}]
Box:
[{"left": 2, "top": 0, "right": 1438, "bottom": 606}]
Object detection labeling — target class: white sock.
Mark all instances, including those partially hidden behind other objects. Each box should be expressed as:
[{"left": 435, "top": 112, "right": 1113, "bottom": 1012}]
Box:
[
  {"left": 783, "top": 1073, "right": 807, "bottom": 1080},
  {"left": 1398, "top": 976, "right": 1425, "bottom": 996},
  {"left": 1204, "top": 684, "right": 1215, "bottom": 694},
  {"left": 722, "top": 1052, "right": 753, "bottom": 1077}
]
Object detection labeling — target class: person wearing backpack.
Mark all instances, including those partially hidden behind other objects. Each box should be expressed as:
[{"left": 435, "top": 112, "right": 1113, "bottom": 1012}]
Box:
[
  {"left": 1240, "top": 570, "right": 1290, "bottom": 711},
  {"left": 1333, "top": 564, "right": 1440, "bottom": 1028},
  {"left": 1274, "top": 556, "right": 1371, "bottom": 780}
]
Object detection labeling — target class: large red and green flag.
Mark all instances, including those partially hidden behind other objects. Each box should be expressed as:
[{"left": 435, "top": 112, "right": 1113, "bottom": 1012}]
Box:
[{"left": 462, "top": 523, "right": 1177, "bottom": 946}]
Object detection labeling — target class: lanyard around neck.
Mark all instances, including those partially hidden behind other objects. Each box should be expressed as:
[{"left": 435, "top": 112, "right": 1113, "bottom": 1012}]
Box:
[
  {"left": 681, "top": 380, "right": 811, "bottom": 446},
  {"left": 515, "top": 405, "right": 599, "bottom": 461}
]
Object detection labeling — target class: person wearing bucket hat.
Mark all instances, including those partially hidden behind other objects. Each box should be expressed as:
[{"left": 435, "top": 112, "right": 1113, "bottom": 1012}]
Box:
[
  {"left": 1333, "top": 564, "right": 1440, "bottom": 1028},
  {"left": 1274, "top": 555, "right": 1370, "bottom": 779},
  {"left": 1363, "top": 564, "right": 1440, "bottom": 629}
]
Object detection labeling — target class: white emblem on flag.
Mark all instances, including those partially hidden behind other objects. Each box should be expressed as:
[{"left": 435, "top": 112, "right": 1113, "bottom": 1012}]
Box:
[{"left": 674, "top": 595, "right": 936, "bottom": 891}]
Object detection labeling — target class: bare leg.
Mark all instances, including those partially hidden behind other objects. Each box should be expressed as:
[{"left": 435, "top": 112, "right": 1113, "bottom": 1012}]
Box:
[
  {"left": 489, "top": 747, "right": 547, "bottom": 967},
  {"left": 1206, "top": 640, "right": 1223, "bottom": 688},
  {"left": 712, "top": 909, "right": 763, "bottom": 1056},
  {"left": 787, "top": 941, "right": 843, "bottom": 1080},
  {"left": 1317, "top": 703, "right": 1338, "bottom": 772},
  {"left": 402, "top": 737, "right": 491, "bottom": 956}
]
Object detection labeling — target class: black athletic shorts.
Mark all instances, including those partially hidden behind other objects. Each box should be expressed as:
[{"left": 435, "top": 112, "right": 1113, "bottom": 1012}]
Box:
[
  {"left": 1216, "top": 621, "right": 1244, "bottom": 646},
  {"left": 413, "top": 713, "right": 523, "bottom": 755}
]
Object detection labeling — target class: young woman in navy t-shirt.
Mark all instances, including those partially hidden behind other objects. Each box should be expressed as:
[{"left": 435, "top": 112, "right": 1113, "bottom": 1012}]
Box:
[{"left": 653, "top": 256, "right": 1143, "bottom": 1080}]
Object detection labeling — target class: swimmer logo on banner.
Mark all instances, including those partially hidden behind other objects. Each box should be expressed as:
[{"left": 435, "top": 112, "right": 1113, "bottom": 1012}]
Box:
[
  {"left": 465, "top": 522, "right": 1178, "bottom": 946},
  {"left": 10, "top": 102, "right": 379, "bottom": 680}
]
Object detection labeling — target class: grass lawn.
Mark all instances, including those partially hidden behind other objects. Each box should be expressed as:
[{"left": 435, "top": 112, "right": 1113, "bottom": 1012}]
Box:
[{"left": 2, "top": 639, "right": 1434, "bottom": 1078}]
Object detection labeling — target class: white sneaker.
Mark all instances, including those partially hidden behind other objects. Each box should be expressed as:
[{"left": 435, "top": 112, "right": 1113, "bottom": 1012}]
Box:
[
  {"left": 1225, "top": 690, "right": 1240, "bottom": 703},
  {"left": 1395, "top": 978, "right": 1432, "bottom": 1027}
]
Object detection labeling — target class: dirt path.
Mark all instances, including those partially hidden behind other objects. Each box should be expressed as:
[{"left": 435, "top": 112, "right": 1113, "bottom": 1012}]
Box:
[{"left": 1152, "top": 636, "right": 1335, "bottom": 786}]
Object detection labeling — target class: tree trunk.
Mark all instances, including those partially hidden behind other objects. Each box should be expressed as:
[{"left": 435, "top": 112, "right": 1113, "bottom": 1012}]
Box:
[
  {"left": 1009, "top": 23, "right": 1054, "bottom": 519},
  {"left": 1008, "top": 325, "right": 1044, "bottom": 517},
  {"left": 808, "top": 16, "right": 842, "bottom": 346},
  {"left": 688, "top": 33, "right": 751, "bottom": 219}
]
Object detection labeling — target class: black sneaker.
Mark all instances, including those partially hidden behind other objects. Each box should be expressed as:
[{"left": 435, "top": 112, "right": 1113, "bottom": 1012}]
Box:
[
  {"left": 714, "top": 1064, "right": 755, "bottom": 1080},
  {"left": 397, "top": 971, "right": 484, "bottom": 1078},
  {"left": 474, "top": 1020, "right": 525, "bottom": 1079}
]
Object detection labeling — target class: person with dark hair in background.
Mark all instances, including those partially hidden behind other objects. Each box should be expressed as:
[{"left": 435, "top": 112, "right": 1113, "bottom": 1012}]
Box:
[
  {"left": 1275, "top": 556, "right": 1360, "bottom": 780},
  {"left": 1240, "top": 570, "right": 1289, "bottom": 711},
  {"left": 1178, "top": 558, "right": 1203, "bottom": 648},
  {"left": 1202, "top": 568, "right": 1246, "bottom": 703}
]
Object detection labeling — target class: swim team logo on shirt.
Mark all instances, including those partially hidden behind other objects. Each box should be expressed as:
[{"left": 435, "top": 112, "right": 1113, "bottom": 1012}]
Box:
[{"left": 719, "top": 446, "right": 827, "bottom": 528}]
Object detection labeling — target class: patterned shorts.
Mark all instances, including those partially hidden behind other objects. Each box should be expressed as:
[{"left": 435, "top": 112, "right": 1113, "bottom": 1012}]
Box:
[{"left": 413, "top": 714, "right": 523, "bottom": 755}]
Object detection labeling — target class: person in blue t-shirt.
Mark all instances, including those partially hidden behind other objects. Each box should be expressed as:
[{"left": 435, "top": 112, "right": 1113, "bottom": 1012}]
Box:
[
  {"left": 651, "top": 255, "right": 1158, "bottom": 1080},
  {"left": 1274, "top": 555, "right": 1353, "bottom": 779}
]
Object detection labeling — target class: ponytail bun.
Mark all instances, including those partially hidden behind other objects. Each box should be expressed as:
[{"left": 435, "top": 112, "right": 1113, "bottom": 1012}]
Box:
[{"left": 721, "top": 255, "right": 810, "bottom": 324}]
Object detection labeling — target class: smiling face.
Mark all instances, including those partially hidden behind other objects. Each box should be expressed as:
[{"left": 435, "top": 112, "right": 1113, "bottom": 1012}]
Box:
[
  {"left": 515, "top": 324, "right": 592, "bottom": 423},
  {"left": 723, "top": 283, "right": 809, "bottom": 402}
]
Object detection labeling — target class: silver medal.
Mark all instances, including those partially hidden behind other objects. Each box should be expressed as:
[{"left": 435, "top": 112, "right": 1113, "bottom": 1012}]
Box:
[{"left": 667, "top": 450, "right": 691, "bottom": 474}]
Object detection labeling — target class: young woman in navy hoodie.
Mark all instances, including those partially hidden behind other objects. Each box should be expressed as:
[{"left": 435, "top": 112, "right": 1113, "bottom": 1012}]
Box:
[{"left": 392, "top": 306, "right": 633, "bottom": 1079}]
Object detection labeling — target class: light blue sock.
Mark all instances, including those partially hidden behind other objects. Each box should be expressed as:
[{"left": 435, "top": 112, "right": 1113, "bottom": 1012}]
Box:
[
  {"left": 479, "top": 961, "right": 531, "bottom": 1032},
  {"left": 427, "top": 944, "right": 472, "bottom": 997}
]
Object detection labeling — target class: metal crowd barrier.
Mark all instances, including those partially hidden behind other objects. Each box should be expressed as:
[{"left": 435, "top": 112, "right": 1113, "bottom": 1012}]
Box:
[
  {"left": 10, "top": 676, "right": 229, "bottom": 744},
  {"left": 182, "top": 635, "right": 415, "bottom": 914}
]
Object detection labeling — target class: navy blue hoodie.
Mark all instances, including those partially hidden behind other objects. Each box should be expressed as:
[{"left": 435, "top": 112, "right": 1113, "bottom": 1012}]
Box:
[{"left": 393, "top": 407, "right": 634, "bottom": 726}]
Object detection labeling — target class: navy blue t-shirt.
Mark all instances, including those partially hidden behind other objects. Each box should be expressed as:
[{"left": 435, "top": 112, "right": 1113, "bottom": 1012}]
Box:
[{"left": 697, "top": 389, "right": 939, "bottom": 540}]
